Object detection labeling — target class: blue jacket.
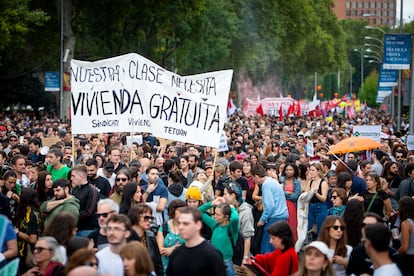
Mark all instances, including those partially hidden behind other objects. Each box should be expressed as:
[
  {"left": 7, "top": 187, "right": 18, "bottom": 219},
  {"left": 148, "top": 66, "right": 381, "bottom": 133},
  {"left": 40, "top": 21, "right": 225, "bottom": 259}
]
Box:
[{"left": 260, "top": 177, "right": 288, "bottom": 223}]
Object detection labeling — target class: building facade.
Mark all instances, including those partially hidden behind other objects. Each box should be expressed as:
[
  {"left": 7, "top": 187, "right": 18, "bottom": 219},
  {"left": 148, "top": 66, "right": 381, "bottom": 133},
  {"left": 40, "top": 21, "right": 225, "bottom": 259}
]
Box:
[{"left": 333, "top": 0, "right": 396, "bottom": 27}]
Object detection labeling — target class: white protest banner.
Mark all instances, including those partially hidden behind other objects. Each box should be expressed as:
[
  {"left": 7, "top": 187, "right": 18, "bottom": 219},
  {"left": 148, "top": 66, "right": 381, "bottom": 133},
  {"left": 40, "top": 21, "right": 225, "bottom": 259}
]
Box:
[
  {"left": 407, "top": 135, "right": 414, "bottom": 151},
  {"left": 352, "top": 125, "right": 381, "bottom": 142},
  {"left": 126, "top": 135, "right": 143, "bottom": 147},
  {"left": 306, "top": 140, "right": 314, "bottom": 157},
  {"left": 71, "top": 53, "right": 233, "bottom": 148},
  {"left": 218, "top": 130, "right": 229, "bottom": 152}
]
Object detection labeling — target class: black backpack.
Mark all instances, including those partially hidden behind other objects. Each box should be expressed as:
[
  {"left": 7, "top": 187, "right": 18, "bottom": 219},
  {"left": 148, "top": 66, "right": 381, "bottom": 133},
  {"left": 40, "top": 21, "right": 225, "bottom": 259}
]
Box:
[{"left": 214, "top": 223, "right": 245, "bottom": 266}]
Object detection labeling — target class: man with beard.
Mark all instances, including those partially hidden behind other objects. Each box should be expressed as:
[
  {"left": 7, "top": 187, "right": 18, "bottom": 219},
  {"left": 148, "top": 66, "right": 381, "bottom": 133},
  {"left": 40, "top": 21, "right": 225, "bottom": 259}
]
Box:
[
  {"left": 40, "top": 178, "right": 80, "bottom": 228},
  {"left": 187, "top": 154, "right": 203, "bottom": 186},
  {"left": 85, "top": 158, "right": 111, "bottom": 199},
  {"left": 142, "top": 166, "right": 168, "bottom": 227},
  {"left": 88, "top": 198, "right": 119, "bottom": 251}
]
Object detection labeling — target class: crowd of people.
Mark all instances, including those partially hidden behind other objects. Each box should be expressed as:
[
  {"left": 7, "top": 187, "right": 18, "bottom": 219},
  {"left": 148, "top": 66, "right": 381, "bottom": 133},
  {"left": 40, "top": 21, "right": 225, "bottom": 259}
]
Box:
[{"left": 0, "top": 108, "right": 411, "bottom": 276}]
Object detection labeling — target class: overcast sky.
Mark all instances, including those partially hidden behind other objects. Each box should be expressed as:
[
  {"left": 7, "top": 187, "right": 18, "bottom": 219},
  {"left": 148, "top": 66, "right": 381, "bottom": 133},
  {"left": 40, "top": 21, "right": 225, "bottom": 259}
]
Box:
[{"left": 396, "top": 0, "right": 414, "bottom": 23}]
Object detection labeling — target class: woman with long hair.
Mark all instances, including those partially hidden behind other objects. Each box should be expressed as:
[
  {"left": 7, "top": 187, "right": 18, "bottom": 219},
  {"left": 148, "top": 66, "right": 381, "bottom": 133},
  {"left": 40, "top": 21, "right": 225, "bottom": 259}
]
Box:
[
  {"left": 342, "top": 199, "right": 365, "bottom": 248},
  {"left": 318, "top": 216, "right": 352, "bottom": 276},
  {"left": 15, "top": 187, "right": 42, "bottom": 273},
  {"left": 120, "top": 241, "right": 155, "bottom": 276},
  {"left": 242, "top": 158, "right": 255, "bottom": 206},
  {"left": 22, "top": 237, "right": 64, "bottom": 276},
  {"left": 281, "top": 163, "right": 301, "bottom": 242},
  {"left": 199, "top": 198, "right": 239, "bottom": 276},
  {"left": 178, "top": 155, "right": 190, "bottom": 188},
  {"left": 119, "top": 182, "right": 142, "bottom": 215},
  {"left": 253, "top": 221, "right": 299, "bottom": 276},
  {"left": 127, "top": 204, "right": 163, "bottom": 276},
  {"left": 36, "top": 171, "right": 53, "bottom": 203},
  {"left": 363, "top": 173, "right": 392, "bottom": 219},
  {"left": 305, "top": 163, "right": 329, "bottom": 238},
  {"left": 295, "top": 241, "right": 335, "bottom": 276},
  {"left": 2, "top": 170, "right": 19, "bottom": 219},
  {"left": 43, "top": 212, "right": 78, "bottom": 264},
  {"left": 336, "top": 171, "right": 353, "bottom": 199},
  {"left": 398, "top": 196, "right": 414, "bottom": 275},
  {"left": 156, "top": 199, "right": 186, "bottom": 275}
]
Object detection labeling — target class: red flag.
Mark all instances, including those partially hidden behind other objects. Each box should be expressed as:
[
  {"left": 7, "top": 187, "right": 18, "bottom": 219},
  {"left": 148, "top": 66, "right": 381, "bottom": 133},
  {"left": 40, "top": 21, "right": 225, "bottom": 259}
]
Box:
[
  {"left": 296, "top": 101, "right": 301, "bottom": 116},
  {"left": 256, "top": 104, "right": 264, "bottom": 116},
  {"left": 279, "top": 105, "right": 284, "bottom": 121},
  {"left": 287, "top": 103, "right": 294, "bottom": 115}
]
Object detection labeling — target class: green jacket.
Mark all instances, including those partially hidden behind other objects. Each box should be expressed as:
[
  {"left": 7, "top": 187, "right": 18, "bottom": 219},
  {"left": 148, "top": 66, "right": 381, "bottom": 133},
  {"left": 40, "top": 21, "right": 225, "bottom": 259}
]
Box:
[{"left": 40, "top": 196, "right": 80, "bottom": 228}]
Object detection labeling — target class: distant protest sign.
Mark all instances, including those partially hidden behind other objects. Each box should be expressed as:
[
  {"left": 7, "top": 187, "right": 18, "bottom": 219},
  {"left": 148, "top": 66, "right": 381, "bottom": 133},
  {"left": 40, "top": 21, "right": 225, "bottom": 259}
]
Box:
[{"left": 71, "top": 53, "right": 233, "bottom": 148}]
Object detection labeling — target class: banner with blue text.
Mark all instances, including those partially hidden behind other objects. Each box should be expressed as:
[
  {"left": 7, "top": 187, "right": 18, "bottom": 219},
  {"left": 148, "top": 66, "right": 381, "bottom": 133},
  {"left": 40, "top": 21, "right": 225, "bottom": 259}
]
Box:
[
  {"left": 383, "top": 34, "right": 411, "bottom": 70},
  {"left": 71, "top": 53, "right": 233, "bottom": 148}
]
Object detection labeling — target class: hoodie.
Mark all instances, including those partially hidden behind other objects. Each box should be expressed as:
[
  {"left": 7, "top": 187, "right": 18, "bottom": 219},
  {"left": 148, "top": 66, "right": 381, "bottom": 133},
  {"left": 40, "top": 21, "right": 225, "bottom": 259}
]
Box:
[{"left": 40, "top": 196, "right": 80, "bottom": 228}]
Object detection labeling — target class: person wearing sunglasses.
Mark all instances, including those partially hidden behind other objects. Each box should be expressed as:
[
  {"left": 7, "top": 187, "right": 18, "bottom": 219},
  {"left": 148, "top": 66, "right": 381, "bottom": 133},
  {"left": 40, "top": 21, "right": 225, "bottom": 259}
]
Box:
[
  {"left": 327, "top": 188, "right": 348, "bottom": 218},
  {"left": 88, "top": 198, "right": 119, "bottom": 251},
  {"left": 110, "top": 169, "right": 131, "bottom": 205},
  {"left": 127, "top": 203, "right": 163, "bottom": 276},
  {"left": 22, "top": 236, "right": 64, "bottom": 276},
  {"left": 318, "top": 216, "right": 352, "bottom": 276}
]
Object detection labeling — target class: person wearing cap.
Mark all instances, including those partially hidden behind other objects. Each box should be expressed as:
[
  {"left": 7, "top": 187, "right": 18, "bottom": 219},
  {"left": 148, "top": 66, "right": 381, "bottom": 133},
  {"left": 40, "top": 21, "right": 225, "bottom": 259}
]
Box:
[
  {"left": 0, "top": 125, "right": 8, "bottom": 146},
  {"left": 281, "top": 143, "right": 291, "bottom": 158},
  {"left": 98, "top": 161, "right": 116, "bottom": 188},
  {"left": 4, "top": 133, "right": 19, "bottom": 155},
  {"left": 296, "top": 241, "right": 335, "bottom": 276},
  {"left": 185, "top": 186, "right": 212, "bottom": 240}
]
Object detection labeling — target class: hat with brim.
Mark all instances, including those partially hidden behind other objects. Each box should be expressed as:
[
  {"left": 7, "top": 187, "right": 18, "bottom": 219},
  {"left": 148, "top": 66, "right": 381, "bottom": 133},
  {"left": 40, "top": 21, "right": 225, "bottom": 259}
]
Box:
[{"left": 303, "top": 241, "right": 329, "bottom": 258}]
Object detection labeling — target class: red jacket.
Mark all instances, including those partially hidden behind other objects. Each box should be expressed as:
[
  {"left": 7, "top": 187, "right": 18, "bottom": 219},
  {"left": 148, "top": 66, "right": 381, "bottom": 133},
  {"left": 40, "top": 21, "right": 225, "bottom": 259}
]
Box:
[{"left": 255, "top": 247, "right": 299, "bottom": 276}]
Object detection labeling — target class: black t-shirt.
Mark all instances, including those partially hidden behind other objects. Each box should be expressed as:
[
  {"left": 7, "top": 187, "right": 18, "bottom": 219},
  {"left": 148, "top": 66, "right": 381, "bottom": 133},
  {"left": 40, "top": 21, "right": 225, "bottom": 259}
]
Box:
[
  {"left": 89, "top": 176, "right": 111, "bottom": 198},
  {"left": 88, "top": 229, "right": 109, "bottom": 251},
  {"left": 167, "top": 240, "right": 226, "bottom": 276},
  {"left": 216, "top": 177, "right": 248, "bottom": 197},
  {"left": 363, "top": 190, "right": 390, "bottom": 217}
]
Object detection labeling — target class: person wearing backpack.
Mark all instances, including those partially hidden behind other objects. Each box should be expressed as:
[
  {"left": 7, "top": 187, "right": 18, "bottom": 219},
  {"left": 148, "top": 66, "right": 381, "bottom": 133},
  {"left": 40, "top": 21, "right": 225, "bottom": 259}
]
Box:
[
  {"left": 223, "top": 182, "right": 254, "bottom": 267},
  {"left": 199, "top": 197, "right": 239, "bottom": 276}
]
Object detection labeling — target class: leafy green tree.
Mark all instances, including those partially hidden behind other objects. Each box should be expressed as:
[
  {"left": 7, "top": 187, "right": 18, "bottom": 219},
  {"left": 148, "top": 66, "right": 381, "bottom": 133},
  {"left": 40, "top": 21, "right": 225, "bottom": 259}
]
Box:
[{"left": 358, "top": 69, "right": 378, "bottom": 107}]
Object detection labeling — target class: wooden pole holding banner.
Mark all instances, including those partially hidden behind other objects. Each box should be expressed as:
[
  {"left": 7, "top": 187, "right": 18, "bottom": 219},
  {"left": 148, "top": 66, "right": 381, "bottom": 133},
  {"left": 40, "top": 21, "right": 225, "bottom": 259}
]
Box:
[
  {"left": 130, "top": 132, "right": 133, "bottom": 162},
  {"left": 71, "top": 135, "right": 75, "bottom": 167}
]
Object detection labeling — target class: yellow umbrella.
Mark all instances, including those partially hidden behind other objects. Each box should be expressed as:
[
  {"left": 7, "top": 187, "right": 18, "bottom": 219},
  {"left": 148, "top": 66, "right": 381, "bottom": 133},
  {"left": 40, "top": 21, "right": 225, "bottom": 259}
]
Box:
[{"left": 328, "top": 136, "right": 382, "bottom": 154}]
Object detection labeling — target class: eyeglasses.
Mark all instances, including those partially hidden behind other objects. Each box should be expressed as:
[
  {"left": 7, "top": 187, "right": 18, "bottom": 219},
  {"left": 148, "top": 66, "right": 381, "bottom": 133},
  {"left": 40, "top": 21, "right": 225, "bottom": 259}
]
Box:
[
  {"left": 330, "top": 195, "right": 338, "bottom": 200},
  {"left": 106, "top": 226, "right": 127, "bottom": 232},
  {"left": 83, "top": 261, "right": 99, "bottom": 268},
  {"left": 33, "top": 247, "right": 53, "bottom": 253},
  {"left": 141, "top": 215, "right": 154, "bottom": 222},
  {"left": 96, "top": 211, "right": 114, "bottom": 218},
  {"left": 84, "top": 148, "right": 91, "bottom": 150},
  {"left": 116, "top": 178, "right": 128, "bottom": 182},
  {"left": 331, "top": 225, "right": 345, "bottom": 231},
  {"left": 9, "top": 139, "right": 17, "bottom": 142},
  {"left": 284, "top": 148, "right": 290, "bottom": 151}
]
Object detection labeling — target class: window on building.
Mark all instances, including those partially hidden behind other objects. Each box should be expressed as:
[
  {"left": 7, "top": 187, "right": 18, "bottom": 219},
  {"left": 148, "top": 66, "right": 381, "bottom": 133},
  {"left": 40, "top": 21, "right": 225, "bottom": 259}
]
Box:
[
  {"left": 346, "top": 1, "right": 350, "bottom": 8},
  {"left": 378, "top": 2, "right": 381, "bottom": 9},
  {"left": 384, "top": 2, "right": 388, "bottom": 9},
  {"left": 359, "top": 1, "right": 363, "bottom": 8},
  {"left": 365, "top": 1, "right": 369, "bottom": 8},
  {"left": 352, "top": 2, "right": 357, "bottom": 8},
  {"left": 346, "top": 9, "right": 351, "bottom": 16}
]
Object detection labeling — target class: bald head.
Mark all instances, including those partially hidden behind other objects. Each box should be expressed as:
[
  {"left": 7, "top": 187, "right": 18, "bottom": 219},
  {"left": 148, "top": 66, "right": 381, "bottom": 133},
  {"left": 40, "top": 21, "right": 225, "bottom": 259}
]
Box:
[{"left": 139, "top": 157, "right": 152, "bottom": 173}]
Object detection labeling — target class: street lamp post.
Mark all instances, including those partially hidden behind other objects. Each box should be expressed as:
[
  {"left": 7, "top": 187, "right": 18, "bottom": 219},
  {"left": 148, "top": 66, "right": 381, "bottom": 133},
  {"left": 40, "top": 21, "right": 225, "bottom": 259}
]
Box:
[{"left": 353, "top": 49, "right": 365, "bottom": 89}]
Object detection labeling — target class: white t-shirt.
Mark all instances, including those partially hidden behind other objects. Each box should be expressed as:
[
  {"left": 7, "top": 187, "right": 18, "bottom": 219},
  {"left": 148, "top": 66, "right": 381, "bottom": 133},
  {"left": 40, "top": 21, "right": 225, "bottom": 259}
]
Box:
[
  {"left": 327, "top": 245, "right": 353, "bottom": 276},
  {"left": 373, "top": 263, "right": 402, "bottom": 276},
  {"left": 96, "top": 246, "right": 123, "bottom": 275}
]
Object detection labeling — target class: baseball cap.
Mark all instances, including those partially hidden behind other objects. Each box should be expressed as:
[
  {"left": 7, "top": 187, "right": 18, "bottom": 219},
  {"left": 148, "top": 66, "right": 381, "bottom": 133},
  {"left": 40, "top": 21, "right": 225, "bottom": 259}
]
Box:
[
  {"left": 186, "top": 186, "right": 202, "bottom": 201},
  {"left": 303, "top": 241, "right": 329, "bottom": 258},
  {"left": 129, "top": 160, "right": 141, "bottom": 168},
  {"left": 0, "top": 126, "right": 6, "bottom": 131},
  {"left": 103, "top": 161, "right": 115, "bottom": 173}
]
